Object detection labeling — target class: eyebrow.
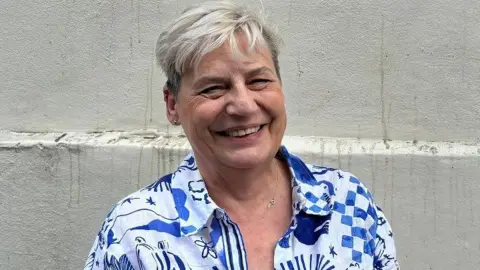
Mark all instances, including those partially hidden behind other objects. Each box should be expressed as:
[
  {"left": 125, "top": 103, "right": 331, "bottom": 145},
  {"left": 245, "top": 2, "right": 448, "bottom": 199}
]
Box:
[
  {"left": 192, "top": 76, "right": 229, "bottom": 90},
  {"left": 245, "top": 67, "right": 275, "bottom": 78},
  {"left": 192, "top": 67, "right": 275, "bottom": 89}
]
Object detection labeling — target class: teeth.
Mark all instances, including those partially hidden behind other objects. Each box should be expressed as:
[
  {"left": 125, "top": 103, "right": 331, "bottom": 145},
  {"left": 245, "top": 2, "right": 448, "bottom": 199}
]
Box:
[{"left": 226, "top": 126, "right": 261, "bottom": 137}]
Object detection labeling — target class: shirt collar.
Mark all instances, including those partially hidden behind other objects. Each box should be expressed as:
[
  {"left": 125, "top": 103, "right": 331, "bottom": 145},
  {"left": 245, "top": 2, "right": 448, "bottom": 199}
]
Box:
[
  {"left": 170, "top": 145, "right": 334, "bottom": 237},
  {"left": 169, "top": 153, "right": 219, "bottom": 237},
  {"left": 276, "top": 146, "right": 334, "bottom": 216}
]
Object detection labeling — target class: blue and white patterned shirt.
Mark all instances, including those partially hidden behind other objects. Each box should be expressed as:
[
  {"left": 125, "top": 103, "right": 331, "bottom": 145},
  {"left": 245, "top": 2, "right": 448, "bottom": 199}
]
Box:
[{"left": 85, "top": 146, "right": 398, "bottom": 270}]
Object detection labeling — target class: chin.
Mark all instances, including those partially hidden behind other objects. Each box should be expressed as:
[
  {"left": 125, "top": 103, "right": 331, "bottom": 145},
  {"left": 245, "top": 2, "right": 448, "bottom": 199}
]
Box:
[{"left": 220, "top": 147, "right": 272, "bottom": 169}]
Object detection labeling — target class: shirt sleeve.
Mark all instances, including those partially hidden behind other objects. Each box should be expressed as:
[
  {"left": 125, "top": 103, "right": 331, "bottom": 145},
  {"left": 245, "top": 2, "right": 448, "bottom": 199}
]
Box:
[
  {"left": 373, "top": 204, "right": 399, "bottom": 269},
  {"left": 84, "top": 230, "right": 105, "bottom": 270}
]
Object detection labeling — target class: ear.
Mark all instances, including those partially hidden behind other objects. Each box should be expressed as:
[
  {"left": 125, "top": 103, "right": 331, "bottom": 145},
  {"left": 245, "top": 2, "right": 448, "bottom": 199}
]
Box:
[{"left": 163, "top": 86, "right": 179, "bottom": 125}]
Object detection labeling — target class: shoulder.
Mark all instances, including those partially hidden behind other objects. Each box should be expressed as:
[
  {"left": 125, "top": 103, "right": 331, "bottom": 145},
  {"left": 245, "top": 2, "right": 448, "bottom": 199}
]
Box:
[
  {"left": 311, "top": 165, "right": 371, "bottom": 197},
  {"left": 307, "top": 164, "right": 398, "bottom": 267},
  {"left": 298, "top": 162, "right": 381, "bottom": 223},
  {"left": 282, "top": 146, "right": 379, "bottom": 218},
  {"left": 114, "top": 173, "right": 177, "bottom": 216},
  {"left": 95, "top": 173, "right": 182, "bottom": 249},
  {"left": 85, "top": 152, "right": 205, "bottom": 269},
  {"left": 283, "top": 149, "right": 398, "bottom": 266}
]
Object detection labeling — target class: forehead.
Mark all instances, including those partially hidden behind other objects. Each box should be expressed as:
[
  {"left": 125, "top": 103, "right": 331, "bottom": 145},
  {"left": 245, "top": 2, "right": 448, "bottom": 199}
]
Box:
[{"left": 189, "top": 38, "right": 274, "bottom": 78}]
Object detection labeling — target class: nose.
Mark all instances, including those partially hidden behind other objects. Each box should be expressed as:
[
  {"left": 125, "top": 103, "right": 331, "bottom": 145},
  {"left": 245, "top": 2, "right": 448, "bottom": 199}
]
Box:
[{"left": 225, "top": 82, "right": 258, "bottom": 116}]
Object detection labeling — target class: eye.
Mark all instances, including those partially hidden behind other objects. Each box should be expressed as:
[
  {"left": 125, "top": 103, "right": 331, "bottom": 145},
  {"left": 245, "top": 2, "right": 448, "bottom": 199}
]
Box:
[
  {"left": 199, "top": 85, "right": 224, "bottom": 98},
  {"left": 248, "top": 79, "right": 270, "bottom": 90},
  {"left": 200, "top": 86, "right": 219, "bottom": 93}
]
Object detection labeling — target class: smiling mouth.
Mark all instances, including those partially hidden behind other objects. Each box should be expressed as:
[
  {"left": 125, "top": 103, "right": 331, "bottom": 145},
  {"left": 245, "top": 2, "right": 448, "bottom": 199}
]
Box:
[{"left": 217, "top": 124, "right": 266, "bottom": 137}]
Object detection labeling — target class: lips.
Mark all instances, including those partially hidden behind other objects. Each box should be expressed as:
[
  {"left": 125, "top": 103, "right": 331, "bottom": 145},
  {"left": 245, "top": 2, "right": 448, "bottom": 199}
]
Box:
[{"left": 217, "top": 125, "right": 265, "bottom": 137}]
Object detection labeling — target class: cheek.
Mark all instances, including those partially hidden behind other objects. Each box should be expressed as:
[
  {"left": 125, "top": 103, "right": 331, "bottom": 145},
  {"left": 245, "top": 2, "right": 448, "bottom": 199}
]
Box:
[
  {"left": 181, "top": 100, "right": 224, "bottom": 131},
  {"left": 197, "top": 102, "right": 223, "bottom": 121},
  {"left": 259, "top": 88, "right": 286, "bottom": 116}
]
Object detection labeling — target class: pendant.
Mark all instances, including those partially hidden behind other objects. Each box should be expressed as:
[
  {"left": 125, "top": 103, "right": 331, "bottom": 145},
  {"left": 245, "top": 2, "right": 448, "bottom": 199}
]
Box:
[{"left": 267, "top": 199, "right": 276, "bottom": 208}]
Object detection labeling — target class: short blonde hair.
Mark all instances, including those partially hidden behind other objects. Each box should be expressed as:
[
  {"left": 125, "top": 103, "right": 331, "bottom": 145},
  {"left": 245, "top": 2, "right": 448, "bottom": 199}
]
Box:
[{"left": 155, "top": 0, "right": 283, "bottom": 95}]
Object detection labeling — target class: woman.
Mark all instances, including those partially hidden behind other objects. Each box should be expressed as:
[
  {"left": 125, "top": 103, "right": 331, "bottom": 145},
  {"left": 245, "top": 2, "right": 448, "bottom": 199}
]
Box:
[{"left": 85, "top": 1, "right": 398, "bottom": 269}]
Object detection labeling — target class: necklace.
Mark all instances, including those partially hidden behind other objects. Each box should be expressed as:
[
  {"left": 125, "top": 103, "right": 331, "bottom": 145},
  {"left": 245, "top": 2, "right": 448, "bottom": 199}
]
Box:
[
  {"left": 241, "top": 160, "right": 280, "bottom": 233},
  {"left": 266, "top": 161, "right": 279, "bottom": 210},
  {"left": 222, "top": 160, "right": 281, "bottom": 234}
]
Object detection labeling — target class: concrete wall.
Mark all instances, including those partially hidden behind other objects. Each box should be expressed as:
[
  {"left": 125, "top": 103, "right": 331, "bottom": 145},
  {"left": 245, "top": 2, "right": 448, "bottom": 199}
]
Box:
[
  {"left": 1, "top": 0, "right": 479, "bottom": 269},
  {"left": 2, "top": 0, "right": 479, "bottom": 141}
]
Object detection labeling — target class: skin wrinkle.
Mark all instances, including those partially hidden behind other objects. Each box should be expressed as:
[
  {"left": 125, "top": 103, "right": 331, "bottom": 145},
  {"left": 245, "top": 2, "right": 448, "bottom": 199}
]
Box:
[
  {"left": 164, "top": 34, "right": 288, "bottom": 210},
  {"left": 192, "top": 66, "right": 276, "bottom": 93}
]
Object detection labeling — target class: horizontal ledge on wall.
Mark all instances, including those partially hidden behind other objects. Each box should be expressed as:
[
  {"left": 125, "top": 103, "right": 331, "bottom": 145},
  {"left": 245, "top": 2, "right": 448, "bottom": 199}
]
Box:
[{"left": 0, "top": 130, "right": 479, "bottom": 157}]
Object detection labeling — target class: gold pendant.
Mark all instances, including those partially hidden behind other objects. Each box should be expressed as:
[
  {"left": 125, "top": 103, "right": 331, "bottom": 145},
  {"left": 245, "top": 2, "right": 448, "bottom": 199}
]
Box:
[{"left": 267, "top": 199, "right": 276, "bottom": 208}]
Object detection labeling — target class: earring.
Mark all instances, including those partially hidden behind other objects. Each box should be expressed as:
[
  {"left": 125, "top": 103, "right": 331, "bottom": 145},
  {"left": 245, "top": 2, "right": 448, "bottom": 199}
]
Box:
[{"left": 173, "top": 120, "right": 178, "bottom": 125}]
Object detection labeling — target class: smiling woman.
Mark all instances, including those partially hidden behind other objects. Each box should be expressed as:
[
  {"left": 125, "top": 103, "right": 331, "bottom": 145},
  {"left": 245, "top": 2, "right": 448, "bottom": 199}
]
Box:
[
  {"left": 84, "top": 1, "right": 398, "bottom": 270},
  {"left": 168, "top": 35, "right": 286, "bottom": 171}
]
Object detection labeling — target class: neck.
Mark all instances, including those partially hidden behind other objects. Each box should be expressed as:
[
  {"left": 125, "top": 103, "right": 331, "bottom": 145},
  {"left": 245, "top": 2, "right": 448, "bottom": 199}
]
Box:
[{"left": 195, "top": 155, "right": 283, "bottom": 213}]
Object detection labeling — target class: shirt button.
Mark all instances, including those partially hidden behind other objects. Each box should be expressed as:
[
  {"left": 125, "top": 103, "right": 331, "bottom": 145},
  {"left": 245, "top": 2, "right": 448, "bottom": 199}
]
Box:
[
  {"left": 215, "top": 209, "right": 225, "bottom": 219},
  {"left": 300, "top": 198, "right": 307, "bottom": 206}
]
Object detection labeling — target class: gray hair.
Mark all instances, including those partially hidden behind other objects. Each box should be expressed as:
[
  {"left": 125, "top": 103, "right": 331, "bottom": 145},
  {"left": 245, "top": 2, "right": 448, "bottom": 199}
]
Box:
[{"left": 155, "top": 0, "right": 283, "bottom": 95}]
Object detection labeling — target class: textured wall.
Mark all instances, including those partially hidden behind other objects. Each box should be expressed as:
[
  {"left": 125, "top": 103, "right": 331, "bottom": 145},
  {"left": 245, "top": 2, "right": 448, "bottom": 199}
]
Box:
[
  {"left": 1, "top": 0, "right": 480, "bottom": 269},
  {"left": 1, "top": 0, "right": 479, "bottom": 141}
]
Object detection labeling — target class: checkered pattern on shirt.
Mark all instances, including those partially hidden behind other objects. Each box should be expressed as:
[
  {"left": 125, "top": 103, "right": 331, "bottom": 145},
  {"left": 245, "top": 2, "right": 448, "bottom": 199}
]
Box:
[
  {"left": 332, "top": 174, "right": 378, "bottom": 264},
  {"left": 302, "top": 190, "right": 332, "bottom": 214}
]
